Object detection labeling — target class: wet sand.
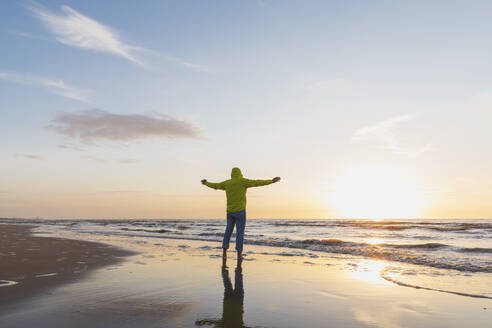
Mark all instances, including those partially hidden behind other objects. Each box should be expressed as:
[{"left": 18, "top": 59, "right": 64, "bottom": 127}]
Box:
[
  {"left": 1, "top": 224, "right": 491, "bottom": 328},
  {"left": 0, "top": 224, "right": 135, "bottom": 304}
]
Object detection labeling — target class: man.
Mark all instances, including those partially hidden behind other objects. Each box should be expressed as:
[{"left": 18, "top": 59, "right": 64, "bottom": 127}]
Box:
[{"left": 201, "top": 167, "right": 280, "bottom": 261}]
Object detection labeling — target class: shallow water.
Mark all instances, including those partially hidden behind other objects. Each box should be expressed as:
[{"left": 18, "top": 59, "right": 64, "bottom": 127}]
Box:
[
  {"left": 3, "top": 218, "right": 491, "bottom": 272},
  {"left": 0, "top": 236, "right": 491, "bottom": 328},
  {"left": 1, "top": 218, "right": 492, "bottom": 299}
]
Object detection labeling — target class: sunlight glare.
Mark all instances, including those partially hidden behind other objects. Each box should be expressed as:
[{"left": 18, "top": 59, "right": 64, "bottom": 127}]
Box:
[
  {"left": 347, "top": 260, "right": 388, "bottom": 284},
  {"left": 329, "top": 164, "right": 426, "bottom": 219}
]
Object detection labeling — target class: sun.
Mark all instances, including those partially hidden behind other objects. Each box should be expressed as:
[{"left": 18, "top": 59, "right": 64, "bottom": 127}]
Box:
[{"left": 328, "top": 164, "right": 426, "bottom": 219}]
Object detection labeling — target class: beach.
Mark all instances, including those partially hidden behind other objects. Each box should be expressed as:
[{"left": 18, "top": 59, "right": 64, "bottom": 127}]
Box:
[
  {"left": 1, "top": 221, "right": 491, "bottom": 328},
  {"left": 0, "top": 225, "right": 134, "bottom": 305},
  {"left": 4, "top": 1, "right": 492, "bottom": 327}
]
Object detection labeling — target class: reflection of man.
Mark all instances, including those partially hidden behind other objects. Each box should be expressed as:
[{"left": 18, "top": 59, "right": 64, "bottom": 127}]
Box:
[
  {"left": 195, "top": 262, "right": 250, "bottom": 328},
  {"left": 222, "top": 264, "right": 244, "bottom": 327}
]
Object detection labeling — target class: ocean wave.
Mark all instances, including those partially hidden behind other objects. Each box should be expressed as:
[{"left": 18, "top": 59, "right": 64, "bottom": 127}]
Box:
[
  {"left": 271, "top": 220, "right": 492, "bottom": 232},
  {"left": 3, "top": 218, "right": 491, "bottom": 273},
  {"left": 243, "top": 238, "right": 492, "bottom": 273},
  {"left": 121, "top": 227, "right": 170, "bottom": 233},
  {"left": 297, "top": 239, "right": 448, "bottom": 250},
  {"left": 458, "top": 247, "right": 492, "bottom": 254},
  {"left": 350, "top": 222, "right": 492, "bottom": 232},
  {"left": 383, "top": 242, "right": 448, "bottom": 249},
  {"left": 273, "top": 222, "right": 330, "bottom": 227},
  {"left": 198, "top": 232, "right": 225, "bottom": 237}
]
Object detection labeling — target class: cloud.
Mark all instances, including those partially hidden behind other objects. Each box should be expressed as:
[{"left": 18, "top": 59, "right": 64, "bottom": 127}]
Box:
[
  {"left": 28, "top": 4, "right": 145, "bottom": 66},
  {"left": 351, "top": 114, "right": 413, "bottom": 149},
  {"left": 8, "top": 30, "right": 53, "bottom": 41},
  {"left": 158, "top": 53, "right": 213, "bottom": 73},
  {"left": 351, "top": 114, "right": 432, "bottom": 158},
  {"left": 47, "top": 109, "right": 202, "bottom": 143},
  {"left": 15, "top": 153, "right": 42, "bottom": 160},
  {"left": 85, "top": 156, "right": 141, "bottom": 164},
  {"left": 0, "top": 72, "right": 89, "bottom": 102},
  {"left": 57, "top": 143, "right": 86, "bottom": 152},
  {"left": 24, "top": 5, "right": 209, "bottom": 71},
  {"left": 134, "top": 46, "right": 211, "bottom": 72}
]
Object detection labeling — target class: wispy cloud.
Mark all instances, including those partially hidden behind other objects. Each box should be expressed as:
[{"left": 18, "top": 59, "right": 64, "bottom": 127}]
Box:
[
  {"left": 8, "top": 29, "right": 53, "bottom": 41},
  {"left": 351, "top": 114, "right": 432, "bottom": 158},
  {"left": 28, "top": 4, "right": 145, "bottom": 66},
  {"left": 85, "top": 156, "right": 141, "bottom": 164},
  {"left": 157, "top": 53, "right": 213, "bottom": 73},
  {"left": 25, "top": 5, "right": 209, "bottom": 71},
  {"left": 47, "top": 109, "right": 202, "bottom": 143},
  {"left": 0, "top": 72, "right": 89, "bottom": 102},
  {"left": 57, "top": 143, "right": 87, "bottom": 152},
  {"left": 352, "top": 114, "right": 413, "bottom": 149},
  {"left": 15, "top": 153, "right": 42, "bottom": 160}
]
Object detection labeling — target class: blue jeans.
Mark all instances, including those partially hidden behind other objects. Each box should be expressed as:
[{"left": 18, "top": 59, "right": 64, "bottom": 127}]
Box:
[{"left": 222, "top": 210, "right": 246, "bottom": 252}]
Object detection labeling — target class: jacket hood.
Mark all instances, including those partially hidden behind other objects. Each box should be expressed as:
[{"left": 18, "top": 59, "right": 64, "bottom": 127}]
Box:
[{"left": 231, "top": 167, "right": 243, "bottom": 179}]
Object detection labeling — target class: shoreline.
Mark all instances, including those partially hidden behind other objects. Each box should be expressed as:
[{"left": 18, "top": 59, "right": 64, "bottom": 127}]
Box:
[
  {"left": 0, "top": 224, "right": 136, "bottom": 305},
  {"left": 0, "top": 223, "right": 490, "bottom": 327}
]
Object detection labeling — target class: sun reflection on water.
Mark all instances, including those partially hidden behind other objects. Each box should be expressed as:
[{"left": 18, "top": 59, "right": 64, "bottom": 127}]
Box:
[
  {"left": 348, "top": 260, "right": 389, "bottom": 284},
  {"left": 363, "top": 237, "right": 386, "bottom": 245}
]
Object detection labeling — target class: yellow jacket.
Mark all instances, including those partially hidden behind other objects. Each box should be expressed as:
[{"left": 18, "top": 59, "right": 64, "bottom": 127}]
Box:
[{"left": 204, "top": 167, "right": 273, "bottom": 213}]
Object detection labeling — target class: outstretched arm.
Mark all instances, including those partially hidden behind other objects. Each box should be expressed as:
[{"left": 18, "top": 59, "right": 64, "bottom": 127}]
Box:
[
  {"left": 201, "top": 179, "right": 226, "bottom": 190},
  {"left": 243, "top": 177, "right": 281, "bottom": 188}
]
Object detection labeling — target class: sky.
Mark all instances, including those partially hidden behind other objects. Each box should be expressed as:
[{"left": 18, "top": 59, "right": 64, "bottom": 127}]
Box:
[{"left": 1, "top": 0, "right": 492, "bottom": 219}]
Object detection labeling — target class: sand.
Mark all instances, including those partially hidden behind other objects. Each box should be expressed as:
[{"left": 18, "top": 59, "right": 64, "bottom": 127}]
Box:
[
  {"left": 0, "top": 224, "right": 135, "bottom": 305},
  {"left": 1, "top": 224, "right": 491, "bottom": 328}
]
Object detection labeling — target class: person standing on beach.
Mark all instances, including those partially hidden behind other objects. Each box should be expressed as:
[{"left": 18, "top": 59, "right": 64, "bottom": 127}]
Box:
[{"left": 201, "top": 167, "right": 280, "bottom": 261}]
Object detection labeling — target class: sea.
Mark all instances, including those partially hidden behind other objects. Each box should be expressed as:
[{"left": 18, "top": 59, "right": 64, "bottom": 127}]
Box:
[{"left": 2, "top": 218, "right": 491, "bottom": 298}]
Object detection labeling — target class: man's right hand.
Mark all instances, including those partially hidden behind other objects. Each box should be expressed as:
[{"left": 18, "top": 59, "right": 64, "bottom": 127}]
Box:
[
  {"left": 201, "top": 179, "right": 207, "bottom": 185},
  {"left": 272, "top": 177, "right": 281, "bottom": 183}
]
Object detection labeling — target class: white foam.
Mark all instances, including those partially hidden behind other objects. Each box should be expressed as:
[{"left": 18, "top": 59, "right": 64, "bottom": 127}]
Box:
[
  {"left": 35, "top": 273, "right": 58, "bottom": 278},
  {"left": 380, "top": 268, "right": 492, "bottom": 300},
  {"left": 0, "top": 280, "right": 18, "bottom": 287}
]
